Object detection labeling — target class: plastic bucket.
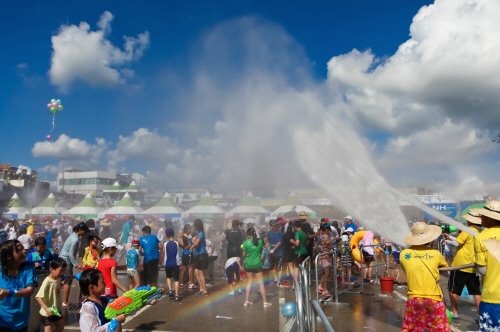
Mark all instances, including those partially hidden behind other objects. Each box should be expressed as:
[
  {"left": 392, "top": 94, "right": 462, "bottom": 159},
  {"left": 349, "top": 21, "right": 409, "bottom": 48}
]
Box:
[{"left": 380, "top": 277, "right": 394, "bottom": 293}]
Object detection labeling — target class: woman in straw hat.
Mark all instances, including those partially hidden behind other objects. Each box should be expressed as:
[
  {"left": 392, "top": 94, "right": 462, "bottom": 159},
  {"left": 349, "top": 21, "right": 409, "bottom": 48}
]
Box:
[
  {"left": 400, "top": 222, "right": 450, "bottom": 332},
  {"left": 475, "top": 200, "right": 500, "bottom": 331},
  {"left": 444, "top": 210, "right": 482, "bottom": 320}
]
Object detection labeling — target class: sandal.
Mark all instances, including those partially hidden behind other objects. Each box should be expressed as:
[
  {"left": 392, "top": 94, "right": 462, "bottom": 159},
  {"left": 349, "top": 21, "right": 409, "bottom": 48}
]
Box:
[
  {"left": 263, "top": 302, "right": 272, "bottom": 308},
  {"left": 174, "top": 296, "right": 181, "bottom": 302},
  {"left": 318, "top": 289, "right": 325, "bottom": 295},
  {"left": 244, "top": 301, "right": 253, "bottom": 306}
]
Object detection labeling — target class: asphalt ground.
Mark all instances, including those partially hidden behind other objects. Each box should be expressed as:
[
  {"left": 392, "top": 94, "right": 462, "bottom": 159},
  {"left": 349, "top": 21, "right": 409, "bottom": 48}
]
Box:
[{"left": 56, "top": 238, "right": 481, "bottom": 332}]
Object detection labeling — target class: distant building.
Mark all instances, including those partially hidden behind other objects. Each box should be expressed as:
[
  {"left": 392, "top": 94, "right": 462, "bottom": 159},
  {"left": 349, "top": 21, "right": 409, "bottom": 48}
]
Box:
[{"left": 57, "top": 169, "right": 117, "bottom": 197}]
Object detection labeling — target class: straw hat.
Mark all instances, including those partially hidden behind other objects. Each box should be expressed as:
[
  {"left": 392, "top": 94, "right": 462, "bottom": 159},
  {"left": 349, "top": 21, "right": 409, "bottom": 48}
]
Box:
[
  {"left": 100, "top": 219, "right": 111, "bottom": 226},
  {"left": 298, "top": 211, "right": 309, "bottom": 220},
  {"left": 75, "top": 216, "right": 84, "bottom": 222},
  {"left": 403, "top": 222, "right": 442, "bottom": 246},
  {"left": 483, "top": 239, "right": 500, "bottom": 264},
  {"left": 478, "top": 200, "right": 500, "bottom": 221},
  {"left": 463, "top": 209, "right": 482, "bottom": 225}
]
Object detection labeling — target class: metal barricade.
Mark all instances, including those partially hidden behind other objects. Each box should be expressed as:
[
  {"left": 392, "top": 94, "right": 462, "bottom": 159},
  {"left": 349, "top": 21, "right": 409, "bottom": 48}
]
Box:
[
  {"left": 359, "top": 242, "right": 392, "bottom": 285},
  {"left": 295, "top": 256, "right": 312, "bottom": 332},
  {"left": 311, "top": 300, "right": 335, "bottom": 332}
]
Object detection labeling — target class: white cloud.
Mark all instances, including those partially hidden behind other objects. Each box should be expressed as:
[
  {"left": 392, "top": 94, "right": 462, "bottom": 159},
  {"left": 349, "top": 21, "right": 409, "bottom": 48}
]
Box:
[
  {"left": 107, "top": 128, "right": 182, "bottom": 169},
  {"left": 48, "top": 11, "right": 149, "bottom": 91},
  {"left": 32, "top": 134, "right": 108, "bottom": 163}
]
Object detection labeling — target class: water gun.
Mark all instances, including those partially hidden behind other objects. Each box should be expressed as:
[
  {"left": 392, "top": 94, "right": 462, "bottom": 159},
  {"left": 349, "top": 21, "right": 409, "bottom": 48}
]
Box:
[
  {"left": 61, "top": 272, "right": 82, "bottom": 281},
  {"left": 49, "top": 306, "right": 61, "bottom": 317},
  {"left": 104, "top": 286, "right": 163, "bottom": 319},
  {"left": 107, "top": 318, "right": 119, "bottom": 332}
]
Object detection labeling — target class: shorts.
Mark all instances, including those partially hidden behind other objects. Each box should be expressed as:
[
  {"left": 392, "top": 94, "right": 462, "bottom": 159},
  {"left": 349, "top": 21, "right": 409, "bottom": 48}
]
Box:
[
  {"left": 245, "top": 267, "right": 263, "bottom": 274},
  {"left": 448, "top": 270, "right": 481, "bottom": 295},
  {"left": 401, "top": 297, "right": 450, "bottom": 332},
  {"left": 181, "top": 253, "right": 192, "bottom": 266},
  {"left": 479, "top": 301, "right": 500, "bottom": 331},
  {"left": 194, "top": 253, "right": 209, "bottom": 270},
  {"left": 282, "top": 252, "right": 295, "bottom": 264},
  {"left": 143, "top": 258, "right": 159, "bottom": 286},
  {"left": 362, "top": 250, "right": 374, "bottom": 263},
  {"left": 63, "top": 261, "right": 74, "bottom": 285},
  {"left": 294, "top": 254, "right": 308, "bottom": 266},
  {"left": 226, "top": 262, "right": 241, "bottom": 284},
  {"left": 392, "top": 252, "right": 400, "bottom": 264},
  {"left": 165, "top": 266, "right": 180, "bottom": 281},
  {"left": 320, "top": 256, "right": 332, "bottom": 268},
  {"left": 127, "top": 269, "right": 139, "bottom": 277},
  {"left": 269, "top": 254, "right": 283, "bottom": 270},
  {"left": 444, "top": 251, "right": 453, "bottom": 258},
  {"left": 41, "top": 314, "right": 63, "bottom": 326}
]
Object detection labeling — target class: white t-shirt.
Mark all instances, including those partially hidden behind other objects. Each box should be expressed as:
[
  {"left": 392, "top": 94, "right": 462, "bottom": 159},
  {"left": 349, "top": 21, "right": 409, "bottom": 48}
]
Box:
[
  {"left": 157, "top": 227, "right": 165, "bottom": 242},
  {"left": 18, "top": 234, "right": 33, "bottom": 249},
  {"left": 8, "top": 226, "right": 17, "bottom": 240},
  {"left": 225, "top": 257, "right": 239, "bottom": 269},
  {"left": 206, "top": 239, "right": 218, "bottom": 257}
]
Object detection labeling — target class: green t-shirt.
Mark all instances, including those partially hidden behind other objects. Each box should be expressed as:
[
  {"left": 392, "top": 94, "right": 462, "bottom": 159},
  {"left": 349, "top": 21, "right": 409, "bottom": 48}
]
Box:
[
  {"left": 242, "top": 238, "right": 264, "bottom": 270},
  {"left": 294, "top": 230, "right": 307, "bottom": 255}
]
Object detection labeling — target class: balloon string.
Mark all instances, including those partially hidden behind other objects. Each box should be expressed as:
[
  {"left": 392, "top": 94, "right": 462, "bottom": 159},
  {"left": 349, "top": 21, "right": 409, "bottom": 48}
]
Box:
[{"left": 51, "top": 114, "right": 55, "bottom": 147}]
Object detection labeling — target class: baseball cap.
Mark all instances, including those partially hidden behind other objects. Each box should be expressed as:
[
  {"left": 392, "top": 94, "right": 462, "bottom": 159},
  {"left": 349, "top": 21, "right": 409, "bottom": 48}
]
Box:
[
  {"left": 346, "top": 227, "right": 354, "bottom": 233},
  {"left": 166, "top": 228, "right": 174, "bottom": 237},
  {"left": 132, "top": 240, "right": 140, "bottom": 246},
  {"left": 269, "top": 219, "right": 277, "bottom": 226},
  {"left": 101, "top": 237, "right": 123, "bottom": 250},
  {"left": 344, "top": 215, "right": 353, "bottom": 220}
]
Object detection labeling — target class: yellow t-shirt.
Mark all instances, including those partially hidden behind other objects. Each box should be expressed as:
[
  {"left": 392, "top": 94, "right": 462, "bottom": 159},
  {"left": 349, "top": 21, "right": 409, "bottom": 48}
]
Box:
[
  {"left": 400, "top": 245, "right": 448, "bottom": 301},
  {"left": 27, "top": 225, "right": 34, "bottom": 236},
  {"left": 474, "top": 225, "right": 500, "bottom": 304},
  {"left": 82, "top": 247, "right": 101, "bottom": 267},
  {"left": 36, "top": 276, "right": 61, "bottom": 316},
  {"left": 451, "top": 227, "right": 480, "bottom": 273}
]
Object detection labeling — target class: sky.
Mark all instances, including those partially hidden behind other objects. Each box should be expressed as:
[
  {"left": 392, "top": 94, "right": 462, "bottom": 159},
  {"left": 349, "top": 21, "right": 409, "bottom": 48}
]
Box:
[{"left": 2, "top": 0, "right": 500, "bottom": 196}]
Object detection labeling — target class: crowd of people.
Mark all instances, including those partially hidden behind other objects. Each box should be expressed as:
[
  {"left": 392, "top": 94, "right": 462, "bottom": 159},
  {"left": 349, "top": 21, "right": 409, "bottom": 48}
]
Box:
[{"left": 1, "top": 199, "right": 499, "bottom": 332}]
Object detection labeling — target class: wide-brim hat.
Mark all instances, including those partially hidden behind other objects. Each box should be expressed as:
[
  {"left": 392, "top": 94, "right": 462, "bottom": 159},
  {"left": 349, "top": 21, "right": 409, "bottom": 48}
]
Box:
[
  {"left": 463, "top": 209, "right": 482, "bottom": 225},
  {"left": 75, "top": 216, "right": 84, "bottom": 222},
  {"left": 403, "top": 222, "right": 442, "bottom": 246},
  {"left": 483, "top": 239, "right": 500, "bottom": 263},
  {"left": 298, "top": 211, "right": 309, "bottom": 220},
  {"left": 100, "top": 219, "right": 111, "bottom": 226},
  {"left": 478, "top": 200, "right": 500, "bottom": 221}
]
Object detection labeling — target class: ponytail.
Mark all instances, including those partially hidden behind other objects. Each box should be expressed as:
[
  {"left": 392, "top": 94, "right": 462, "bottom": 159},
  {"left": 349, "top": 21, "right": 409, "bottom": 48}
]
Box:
[{"left": 246, "top": 228, "right": 258, "bottom": 247}]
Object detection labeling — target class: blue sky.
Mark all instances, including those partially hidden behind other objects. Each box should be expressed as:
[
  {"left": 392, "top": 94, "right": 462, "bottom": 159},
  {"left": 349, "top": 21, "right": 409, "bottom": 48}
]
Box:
[{"left": 2, "top": 0, "right": 500, "bottom": 195}]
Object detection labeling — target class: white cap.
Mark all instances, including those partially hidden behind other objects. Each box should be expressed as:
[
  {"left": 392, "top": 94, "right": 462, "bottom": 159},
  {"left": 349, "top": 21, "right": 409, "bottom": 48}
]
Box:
[
  {"left": 341, "top": 235, "right": 349, "bottom": 242},
  {"left": 346, "top": 227, "right": 354, "bottom": 233},
  {"left": 53, "top": 219, "right": 60, "bottom": 224},
  {"left": 344, "top": 215, "right": 352, "bottom": 220},
  {"left": 101, "top": 237, "right": 123, "bottom": 250}
]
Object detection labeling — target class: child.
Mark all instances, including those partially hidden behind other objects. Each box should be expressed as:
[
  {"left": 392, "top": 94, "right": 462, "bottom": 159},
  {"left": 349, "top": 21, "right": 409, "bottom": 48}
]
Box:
[
  {"left": 27, "top": 237, "right": 59, "bottom": 270},
  {"left": 35, "top": 257, "right": 67, "bottom": 332},
  {"left": 338, "top": 234, "right": 355, "bottom": 285},
  {"left": 126, "top": 240, "right": 140, "bottom": 289},
  {"left": 139, "top": 226, "right": 161, "bottom": 287},
  {"left": 82, "top": 235, "right": 101, "bottom": 270},
  {"left": 261, "top": 235, "right": 271, "bottom": 285},
  {"left": 163, "top": 228, "right": 182, "bottom": 302},
  {"left": 79, "top": 269, "right": 126, "bottom": 332},
  {"left": 318, "top": 224, "right": 334, "bottom": 297},
  {"left": 97, "top": 238, "right": 128, "bottom": 299},
  {"left": 225, "top": 256, "right": 243, "bottom": 296}
]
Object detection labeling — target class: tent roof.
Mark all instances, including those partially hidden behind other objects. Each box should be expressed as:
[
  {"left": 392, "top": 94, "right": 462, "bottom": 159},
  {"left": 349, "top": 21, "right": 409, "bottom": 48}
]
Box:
[
  {"left": 185, "top": 193, "right": 224, "bottom": 214},
  {"left": 124, "top": 180, "right": 140, "bottom": 192},
  {"left": 29, "top": 206, "right": 61, "bottom": 215},
  {"left": 227, "top": 192, "right": 269, "bottom": 215},
  {"left": 280, "top": 191, "right": 305, "bottom": 206},
  {"left": 236, "top": 191, "right": 263, "bottom": 207},
  {"left": 116, "top": 192, "right": 140, "bottom": 207},
  {"left": 75, "top": 193, "right": 100, "bottom": 208},
  {"left": 143, "top": 192, "right": 183, "bottom": 214},
  {"left": 36, "top": 193, "right": 57, "bottom": 208},
  {"left": 103, "top": 181, "right": 122, "bottom": 192},
  {"left": 8, "top": 193, "right": 26, "bottom": 208},
  {"left": 194, "top": 191, "right": 219, "bottom": 207}
]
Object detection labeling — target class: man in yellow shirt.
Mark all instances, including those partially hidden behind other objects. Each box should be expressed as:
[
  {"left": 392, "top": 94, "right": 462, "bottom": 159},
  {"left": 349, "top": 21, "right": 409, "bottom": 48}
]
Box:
[
  {"left": 400, "top": 222, "right": 450, "bottom": 332},
  {"left": 475, "top": 200, "right": 500, "bottom": 331},
  {"left": 443, "top": 210, "right": 482, "bottom": 319}
]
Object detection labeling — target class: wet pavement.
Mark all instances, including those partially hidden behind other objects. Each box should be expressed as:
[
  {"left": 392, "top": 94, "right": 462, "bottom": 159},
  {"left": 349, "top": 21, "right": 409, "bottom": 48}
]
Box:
[{"left": 58, "top": 239, "right": 481, "bottom": 332}]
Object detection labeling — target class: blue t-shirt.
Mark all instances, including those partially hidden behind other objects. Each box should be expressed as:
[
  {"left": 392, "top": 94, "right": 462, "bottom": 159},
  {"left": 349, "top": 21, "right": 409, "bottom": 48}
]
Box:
[
  {"left": 0, "top": 262, "right": 38, "bottom": 329},
  {"left": 345, "top": 222, "right": 357, "bottom": 233},
  {"left": 126, "top": 249, "right": 139, "bottom": 270},
  {"left": 26, "top": 248, "right": 57, "bottom": 270},
  {"left": 262, "top": 246, "right": 271, "bottom": 269},
  {"left": 121, "top": 221, "right": 132, "bottom": 244},
  {"left": 267, "top": 230, "right": 284, "bottom": 256},
  {"left": 164, "top": 240, "right": 180, "bottom": 267},
  {"left": 45, "top": 231, "right": 53, "bottom": 245},
  {"left": 193, "top": 231, "right": 207, "bottom": 257},
  {"left": 139, "top": 234, "right": 160, "bottom": 262}
]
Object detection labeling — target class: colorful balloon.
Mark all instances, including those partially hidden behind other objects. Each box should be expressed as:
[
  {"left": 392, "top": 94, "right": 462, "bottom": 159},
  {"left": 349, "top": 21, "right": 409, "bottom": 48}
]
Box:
[
  {"left": 56, "top": 99, "right": 62, "bottom": 105},
  {"left": 50, "top": 107, "right": 57, "bottom": 114},
  {"left": 51, "top": 102, "right": 59, "bottom": 108},
  {"left": 51, "top": 99, "right": 56, "bottom": 103},
  {"left": 58, "top": 105, "right": 63, "bottom": 111},
  {"left": 46, "top": 135, "right": 52, "bottom": 141},
  {"left": 47, "top": 103, "right": 52, "bottom": 109}
]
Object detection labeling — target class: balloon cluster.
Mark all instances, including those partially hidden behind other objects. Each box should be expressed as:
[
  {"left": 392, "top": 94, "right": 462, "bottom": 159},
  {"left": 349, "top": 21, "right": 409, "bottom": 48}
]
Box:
[{"left": 47, "top": 99, "right": 63, "bottom": 114}]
